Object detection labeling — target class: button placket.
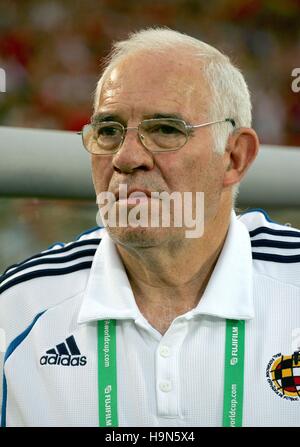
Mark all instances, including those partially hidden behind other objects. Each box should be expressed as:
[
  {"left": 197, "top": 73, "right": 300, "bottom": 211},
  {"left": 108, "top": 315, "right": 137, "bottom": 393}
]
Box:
[{"left": 155, "top": 319, "right": 188, "bottom": 418}]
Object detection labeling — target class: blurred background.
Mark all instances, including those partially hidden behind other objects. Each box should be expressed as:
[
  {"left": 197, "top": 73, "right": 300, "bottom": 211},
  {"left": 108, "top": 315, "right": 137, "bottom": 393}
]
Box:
[{"left": 0, "top": 0, "right": 300, "bottom": 271}]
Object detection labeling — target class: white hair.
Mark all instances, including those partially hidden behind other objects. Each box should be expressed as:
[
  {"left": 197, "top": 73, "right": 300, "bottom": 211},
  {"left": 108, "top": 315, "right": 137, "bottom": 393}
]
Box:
[{"left": 93, "top": 27, "right": 253, "bottom": 202}]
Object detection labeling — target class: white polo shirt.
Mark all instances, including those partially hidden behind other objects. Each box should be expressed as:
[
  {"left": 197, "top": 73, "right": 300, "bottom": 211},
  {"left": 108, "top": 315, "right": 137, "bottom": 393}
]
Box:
[{"left": 1, "top": 209, "right": 300, "bottom": 427}]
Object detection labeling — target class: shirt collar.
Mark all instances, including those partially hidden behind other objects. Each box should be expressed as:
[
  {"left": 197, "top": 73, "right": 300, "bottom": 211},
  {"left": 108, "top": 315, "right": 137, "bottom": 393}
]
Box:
[
  {"left": 77, "top": 210, "right": 254, "bottom": 324},
  {"left": 189, "top": 210, "right": 254, "bottom": 320}
]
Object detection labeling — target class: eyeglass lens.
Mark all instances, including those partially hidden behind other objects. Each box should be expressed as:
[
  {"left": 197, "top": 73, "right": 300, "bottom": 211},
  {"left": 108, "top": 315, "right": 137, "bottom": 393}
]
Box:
[{"left": 83, "top": 119, "right": 188, "bottom": 154}]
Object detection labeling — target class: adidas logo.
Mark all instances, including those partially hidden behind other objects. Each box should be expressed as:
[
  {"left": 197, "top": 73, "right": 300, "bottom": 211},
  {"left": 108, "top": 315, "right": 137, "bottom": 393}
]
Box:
[{"left": 40, "top": 335, "right": 87, "bottom": 366}]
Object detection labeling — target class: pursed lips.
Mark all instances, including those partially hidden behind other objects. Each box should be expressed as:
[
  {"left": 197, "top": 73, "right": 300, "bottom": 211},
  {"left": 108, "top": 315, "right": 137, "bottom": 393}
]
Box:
[{"left": 114, "top": 188, "right": 153, "bottom": 200}]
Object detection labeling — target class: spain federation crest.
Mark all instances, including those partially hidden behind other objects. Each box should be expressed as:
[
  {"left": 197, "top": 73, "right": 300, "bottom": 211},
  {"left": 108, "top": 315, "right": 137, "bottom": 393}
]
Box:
[{"left": 266, "top": 351, "right": 300, "bottom": 401}]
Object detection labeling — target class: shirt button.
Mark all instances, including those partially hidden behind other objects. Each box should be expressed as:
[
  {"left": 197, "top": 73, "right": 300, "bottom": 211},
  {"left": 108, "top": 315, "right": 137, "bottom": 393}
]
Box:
[
  {"left": 159, "top": 345, "right": 171, "bottom": 358},
  {"left": 159, "top": 381, "right": 172, "bottom": 392}
]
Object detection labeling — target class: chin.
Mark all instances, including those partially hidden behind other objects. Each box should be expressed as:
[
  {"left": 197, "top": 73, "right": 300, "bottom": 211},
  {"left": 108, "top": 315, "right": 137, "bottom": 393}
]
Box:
[{"left": 106, "top": 225, "right": 183, "bottom": 249}]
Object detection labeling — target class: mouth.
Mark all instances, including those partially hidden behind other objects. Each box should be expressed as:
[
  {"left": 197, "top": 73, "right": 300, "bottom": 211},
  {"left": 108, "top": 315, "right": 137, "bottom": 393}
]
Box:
[{"left": 115, "top": 187, "right": 152, "bottom": 202}]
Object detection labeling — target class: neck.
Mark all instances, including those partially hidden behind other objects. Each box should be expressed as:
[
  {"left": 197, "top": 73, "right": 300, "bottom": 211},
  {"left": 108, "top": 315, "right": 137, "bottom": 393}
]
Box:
[{"left": 116, "top": 205, "right": 232, "bottom": 335}]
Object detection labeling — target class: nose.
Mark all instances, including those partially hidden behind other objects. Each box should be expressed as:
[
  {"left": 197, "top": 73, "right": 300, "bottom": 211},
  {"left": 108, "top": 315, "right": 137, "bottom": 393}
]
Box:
[{"left": 112, "top": 127, "right": 154, "bottom": 174}]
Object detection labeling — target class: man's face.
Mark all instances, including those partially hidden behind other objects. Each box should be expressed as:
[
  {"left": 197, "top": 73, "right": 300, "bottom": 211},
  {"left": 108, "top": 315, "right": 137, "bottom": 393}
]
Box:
[{"left": 92, "top": 51, "right": 227, "bottom": 247}]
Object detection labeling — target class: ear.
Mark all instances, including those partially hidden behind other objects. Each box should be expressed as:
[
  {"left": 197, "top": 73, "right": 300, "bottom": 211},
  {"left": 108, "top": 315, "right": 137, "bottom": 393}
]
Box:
[{"left": 222, "top": 127, "right": 259, "bottom": 188}]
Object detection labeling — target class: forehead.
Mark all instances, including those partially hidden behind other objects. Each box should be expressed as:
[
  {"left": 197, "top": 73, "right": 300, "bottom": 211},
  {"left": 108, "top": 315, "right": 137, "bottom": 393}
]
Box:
[{"left": 96, "top": 51, "right": 210, "bottom": 121}]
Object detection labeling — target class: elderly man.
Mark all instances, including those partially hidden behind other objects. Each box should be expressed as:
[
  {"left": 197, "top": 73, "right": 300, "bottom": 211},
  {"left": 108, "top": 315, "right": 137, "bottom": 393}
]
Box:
[{"left": 1, "top": 28, "right": 300, "bottom": 427}]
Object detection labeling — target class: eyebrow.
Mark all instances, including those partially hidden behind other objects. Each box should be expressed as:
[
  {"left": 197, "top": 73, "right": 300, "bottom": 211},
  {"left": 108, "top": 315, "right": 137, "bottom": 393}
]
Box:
[
  {"left": 91, "top": 112, "right": 186, "bottom": 126},
  {"left": 91, "top": 113, "right": 124, "bottom": 126},
  {"left": 148, "top": 113, "right": 185, "bottom": 121}
]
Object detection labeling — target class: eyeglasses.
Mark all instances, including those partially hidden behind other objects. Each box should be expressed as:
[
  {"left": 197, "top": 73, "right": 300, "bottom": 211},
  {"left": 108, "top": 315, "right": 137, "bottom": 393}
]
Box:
[{"left": 79, "top": 117, "right": 236, "bottom": 155}]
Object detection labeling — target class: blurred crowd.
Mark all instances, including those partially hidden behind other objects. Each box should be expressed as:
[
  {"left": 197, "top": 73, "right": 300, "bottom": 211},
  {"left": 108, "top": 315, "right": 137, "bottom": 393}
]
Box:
[{"left": 0, "top": 0, "right": 300, "bottom": 146}]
